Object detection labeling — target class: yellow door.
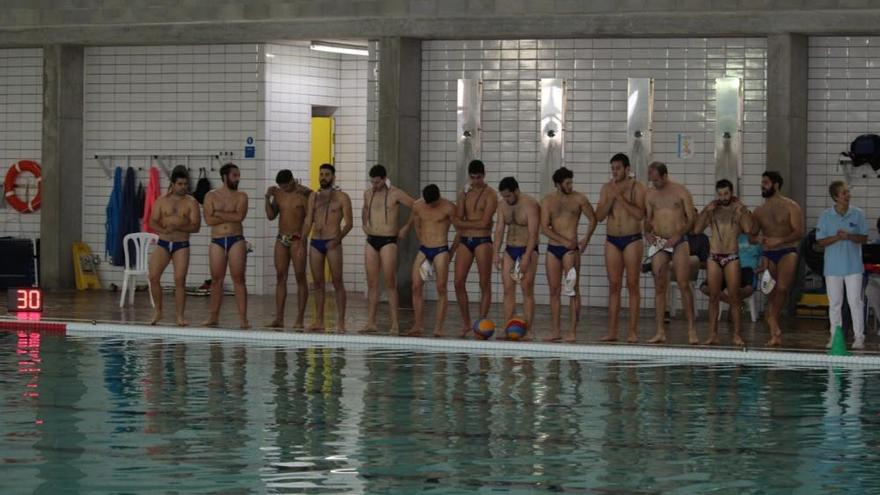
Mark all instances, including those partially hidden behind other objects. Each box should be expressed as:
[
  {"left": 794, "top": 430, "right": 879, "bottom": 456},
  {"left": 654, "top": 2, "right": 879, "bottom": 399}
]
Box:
[
  {"left": 310, "top": 117, "right": 334, "bottom": 189},
  {"left": 310, "top": 117, "right": 335, "bottom": 282}
]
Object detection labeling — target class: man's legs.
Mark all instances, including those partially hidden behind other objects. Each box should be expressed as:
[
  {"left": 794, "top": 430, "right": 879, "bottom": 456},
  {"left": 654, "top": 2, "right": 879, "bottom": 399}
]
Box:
[
  {"left": 453, "top": 245, "right": 475, "bottom": 337},
  {"left": 408, "top": 253, "right": 426, "bottom": 336},
  {"left": 202, "top": 244, "right": 228, "bottom": 327},
  {"left": 474, "top": 243, "right": 493, "bottom": 320},
  {"left": 326, "top": 245, "right": 347, "bottom": 332},
  {"left": 623, "top": 240, "right": 644, "bottom": 343},
  {"left": 672, "top": 243, "right": 698, "bottom": 344},
  {"left": 501, "top": 252, "right": 517, "bottom": 324},
  {"left": 307, "top": 245, "right": 327, "bottom": 331},
  {"left": 171, "top": 248, "right": 190, "bottom": 327},
  {"left": 380, "top": 244, "right": 400, "bottom": 334},
  {"left": 544, "top": 253, "right": 563, "bottom": 342},
  {"left": 705, "top": 260, "right": 724, "bottom": 345},
  {"left": 724, "top": 260, "right": 744, "bottom": 346},
  {"left": 270, "top": 241, "right": 291, "bottom": 327},
  {"left": 649, "top": 254, "right": 671, "bottom": 343},
  {"left": 227, "top": 240, "right": 250, "bottom": 329},
  {"left": 291, "top": 239, "right": 308, "bottom": 328},
  {"left": 362, "top": 244, "right": 382, "bottom": 333},
  {"left": 767, "top": 253, "right": 798, "bottom": 346},
  {"left": 433, "top": 252, "right": 452, "bottom": 337},
  {"left": 147, "top": 247, "right": 172, "bottom": 325},
  {"left": 520, "top": 251, "right": 539, "bottom": 341},
  {"left": 602, "top": 242, "right": 625, "bottom": 341},
  {"left": 564, "top": 252, "right": 581, "bottom": 343},
  {"left": 845, "top": 273, "right": 865, "bottom": 347}
]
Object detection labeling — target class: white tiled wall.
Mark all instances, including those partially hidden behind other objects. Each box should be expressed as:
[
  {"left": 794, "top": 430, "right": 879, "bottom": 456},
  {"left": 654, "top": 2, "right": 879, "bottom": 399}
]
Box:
[
  {"left": 83, "top": 44, "right": 264, "bottom": 291},
  {"left": 807, "top": 36, "right": 880, "bottom": 234},
  {"left": 0, "top": 48, "right": 42, "bottom": 238},
  {"left": 366, "top": 41, "right": 380, "bottom": 170},
  {"left": 82, "top": 43, "right": 369, "bottom": 296},
  {"left": 420, "top": 38, "right": 768, "bottom": 310}
]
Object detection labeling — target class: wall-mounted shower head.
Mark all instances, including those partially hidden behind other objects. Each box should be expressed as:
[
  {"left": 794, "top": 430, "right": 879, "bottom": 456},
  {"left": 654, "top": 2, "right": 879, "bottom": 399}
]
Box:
[
  {"left": 723, "top": 131, "right": 731, "bottom": 139},
  {"left": 463, "top": 130, "right": 472, "bottom": 138},
  {"left": 547, "top": 130, "right": 556, "bottom": 138},
  {"left": 634, "top": 130, "right": 643, "bottom": 138}
]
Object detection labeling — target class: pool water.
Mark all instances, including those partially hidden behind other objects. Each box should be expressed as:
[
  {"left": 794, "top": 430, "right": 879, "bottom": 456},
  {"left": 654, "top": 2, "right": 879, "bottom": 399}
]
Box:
[{"left": 2, "top": 330, "right": 880, "bottom": 494}]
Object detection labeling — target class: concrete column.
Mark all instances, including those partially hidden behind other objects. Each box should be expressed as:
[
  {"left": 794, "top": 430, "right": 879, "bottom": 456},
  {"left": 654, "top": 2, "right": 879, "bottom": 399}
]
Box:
[
  {"left": 378, "top": 37, "right": 421, "bottom": 307},
  {"left": 766, "top": 33, "right": 808, "bottom": 210},
  {"left": 40, "top": 45, "right": 84, "bottom": 290}
]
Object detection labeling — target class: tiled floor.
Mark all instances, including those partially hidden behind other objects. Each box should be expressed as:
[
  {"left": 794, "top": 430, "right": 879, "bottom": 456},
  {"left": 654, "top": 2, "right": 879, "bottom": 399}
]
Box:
[{"left": 4, "top": 288, "right": 879, "bottom": 355}]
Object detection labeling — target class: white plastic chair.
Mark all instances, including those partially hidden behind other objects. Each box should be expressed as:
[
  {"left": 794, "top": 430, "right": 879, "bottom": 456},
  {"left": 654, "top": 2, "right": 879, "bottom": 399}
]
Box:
[
  {"left": 719, "top": 291, "right": 760, "bottom": 322},
  {"left": 119, "top": 232, "right": 158, "bottom": 308},
  {"left": 667, "top": 280, "right": 695, "bottom": 318}
]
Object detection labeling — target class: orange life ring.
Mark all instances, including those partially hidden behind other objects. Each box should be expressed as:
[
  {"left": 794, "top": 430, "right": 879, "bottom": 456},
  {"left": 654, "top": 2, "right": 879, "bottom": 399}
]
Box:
[{"left": 4, "top": 160, "right": 41, "bottom": 213}]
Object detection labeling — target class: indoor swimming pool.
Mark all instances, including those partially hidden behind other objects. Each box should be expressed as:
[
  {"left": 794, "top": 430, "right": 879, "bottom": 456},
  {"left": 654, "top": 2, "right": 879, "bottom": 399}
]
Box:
[{"left": 2, "top": 330, "right": 879, "bottom": 494}]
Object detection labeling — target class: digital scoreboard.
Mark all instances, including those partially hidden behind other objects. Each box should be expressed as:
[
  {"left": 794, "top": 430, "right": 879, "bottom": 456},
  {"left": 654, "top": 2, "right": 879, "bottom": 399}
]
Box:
[{"left": 6, "top": 288, "right": 43, "bottom": 313}]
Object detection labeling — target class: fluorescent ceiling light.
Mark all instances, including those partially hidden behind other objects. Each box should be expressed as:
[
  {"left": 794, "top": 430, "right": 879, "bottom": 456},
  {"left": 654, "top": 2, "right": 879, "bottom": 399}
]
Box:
[{"left": 310, "top": 41, "right": 368, "bottom": 57}]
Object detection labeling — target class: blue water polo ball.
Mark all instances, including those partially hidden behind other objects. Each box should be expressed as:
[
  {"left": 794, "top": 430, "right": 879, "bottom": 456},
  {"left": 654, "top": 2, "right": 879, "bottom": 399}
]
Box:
[
  {"left": 505, "top": 318, "right": 528, "bottom": 341},
  {"left": 472, "top": 318, "right": 496, "bottom": 340}
]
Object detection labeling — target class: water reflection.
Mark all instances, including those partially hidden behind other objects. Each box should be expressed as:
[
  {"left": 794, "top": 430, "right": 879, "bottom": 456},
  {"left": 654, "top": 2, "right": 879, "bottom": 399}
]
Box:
[
  {"left": 35, "top": 332, "right": 87, "bottom": 494},
  {"left": 2, "top": 334, "right": 880, "bottom": 494}
]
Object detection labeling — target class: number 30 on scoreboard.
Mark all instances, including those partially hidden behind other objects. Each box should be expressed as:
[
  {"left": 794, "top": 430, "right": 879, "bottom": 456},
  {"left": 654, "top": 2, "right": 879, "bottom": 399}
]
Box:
[{"left": 7, "top": 288, "right": 43, "bottom": 312}]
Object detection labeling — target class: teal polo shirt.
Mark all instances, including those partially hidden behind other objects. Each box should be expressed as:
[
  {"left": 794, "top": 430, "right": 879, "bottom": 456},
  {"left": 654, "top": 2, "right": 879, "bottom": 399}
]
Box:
[
  {"left": 816, "top": 205, "right": 868, "bottom": 277},
  {"left": 738, "top": 233, "right": 762, "bottom": 270}
]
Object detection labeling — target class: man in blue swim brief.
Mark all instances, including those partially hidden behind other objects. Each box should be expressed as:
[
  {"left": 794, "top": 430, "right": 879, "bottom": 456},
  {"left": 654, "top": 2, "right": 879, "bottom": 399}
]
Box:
[
  {"left": 750, "top": 171, "right": 804, "bottom": 347},
  {"left": 301, "top": 163, "right": 353, "bottom": 333},
  {"left": 644, "top": 161, "right": 698, "bottom": 345},
  {"left": 147, "top": 165, "right": 201, "bottom": 327},
  {"left": 202, "top": 162, "right": 250, "bottom": 329},
  {"left": 493, "top": 177, "right": 541, "bottom": 336},
  {"left": 540, "top": 166, "right": 597, "bottom": 343},
  {"left": 398, "top": 184, "right": 458, "bottom": 338},
  {"left": 594, "top": 153, "right": 647, "bottom": 343},
  {"left": 452, "top": 160, "right": 498, "bottom": 338}
]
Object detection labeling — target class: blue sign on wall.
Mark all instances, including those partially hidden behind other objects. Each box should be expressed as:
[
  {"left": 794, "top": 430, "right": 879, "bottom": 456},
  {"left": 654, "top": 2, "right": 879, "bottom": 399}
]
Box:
[{"left": 244, "top": 146, "right": 255, "bottom": 158}]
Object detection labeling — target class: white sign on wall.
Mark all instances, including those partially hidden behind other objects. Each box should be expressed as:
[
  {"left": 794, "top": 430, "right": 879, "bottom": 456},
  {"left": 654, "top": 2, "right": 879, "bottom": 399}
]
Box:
[{"left": 677, "top": 133, "right": 694, "bottom": 160}]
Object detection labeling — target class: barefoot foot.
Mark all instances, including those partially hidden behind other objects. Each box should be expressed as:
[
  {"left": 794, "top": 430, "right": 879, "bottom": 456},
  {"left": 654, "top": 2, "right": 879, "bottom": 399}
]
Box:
[
  {"left": 542, "top": 333, "right": 562, "bottom": 342},
  {"left": 564, "top": 332, "right": 577, "bottom": 343},
  {"left": 358, "top": 323, "right": 378, "bottom": 335},
  {"left": 732, "top": 335, "right": 746, "bottom": 346},
  {"left": 307, "top": 321, "right": 325, "bottom": 332},
  {"left": 176, "top": 317, "right": 188, "bottom": 327},
  {"left": 406, "top": 327, "right": 424, "bottom": 337},
  {"left": 647, "top": 333, "right": 666, "bottom": 344},
  {"left": 266, "top": 319, "right": 283, "bottom": 328},
  {"left": 201, "top": 318, "right": 219, "bottom": 327},
  {"left": 626, "top": 332, "right": 639, "bottom": 344},
  {"left": 600, "top": 333, "right": 619, "bottom": 342},
  {"left": 703, "top": 334, "right": 719, "bottom": 346},
  {"left": 240, "top": 320, "right": 251, "bottom": 330},
  {"left": 150, "top": 311, "right": 162, "bottom": 326}
]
